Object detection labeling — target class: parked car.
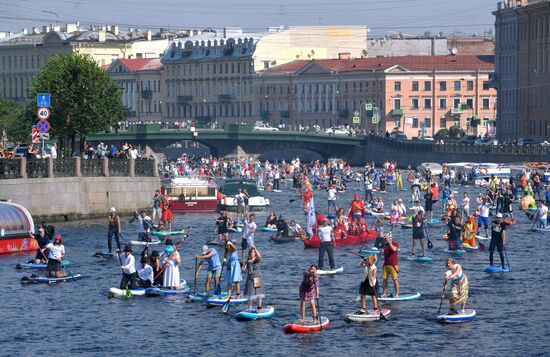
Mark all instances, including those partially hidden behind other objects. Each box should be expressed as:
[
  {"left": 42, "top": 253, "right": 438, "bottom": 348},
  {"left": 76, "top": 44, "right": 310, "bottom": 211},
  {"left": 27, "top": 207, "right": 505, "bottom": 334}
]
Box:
[
  {"left": 517, "top": 138, "right": 540, "bottom": 146},
  {"left": 253, "top": 123, "right": 279, "bottom": 132},
  {"left": 390, "top": 132, "right": 408, "bottom": 141},
  {"left": 460, "top": 135, "right": 477, "bottom": 144},
  {"left": 419, "top": 136, "right": 434, "bottom": 141},
  {"left": 324, "top": 126, "right": 349, "bottom": 135},
  {"left": 13, "top": 146, "right": 28, "bottom": 158}
]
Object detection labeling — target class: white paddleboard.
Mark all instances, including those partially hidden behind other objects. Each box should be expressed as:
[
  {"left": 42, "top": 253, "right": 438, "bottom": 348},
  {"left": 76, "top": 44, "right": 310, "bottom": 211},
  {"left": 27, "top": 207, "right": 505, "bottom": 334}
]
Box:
[
  {"left": 369, "top": 292, "right": 421, "bottom": 301},
  {"left": 437, "top": 309, "right": 476, "bottom": 323},
  {"left": 345, "top": 308, "right": 391, "bottom": 322},
  {"left": 317, "top": 266, "right": 344, "bottom": 275}
]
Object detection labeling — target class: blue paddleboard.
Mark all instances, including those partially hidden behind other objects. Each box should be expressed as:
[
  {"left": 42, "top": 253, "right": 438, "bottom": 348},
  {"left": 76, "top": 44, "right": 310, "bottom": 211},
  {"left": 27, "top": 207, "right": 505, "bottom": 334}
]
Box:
[
  {"left": 484, "top": 265, "right": 511, "bottom": 273},
  {"left": 235, "top": 306, "right": 275, "bottom": 321}
]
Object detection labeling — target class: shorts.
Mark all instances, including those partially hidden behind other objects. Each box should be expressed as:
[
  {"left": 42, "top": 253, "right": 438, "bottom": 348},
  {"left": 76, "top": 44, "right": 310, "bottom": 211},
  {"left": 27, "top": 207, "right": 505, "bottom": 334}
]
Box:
[
  {"left": 207, "top": 268, "right": 222, "bottom": 278},
  {"left": 237, "top": 206, "right": 245, "bottom": 215},
  {"left": 412, "top": 230, "right": 425, "bottom": 240},
  {"left": 359, "top": 280, "right": 378, "bottom": 296},
  {"left": 478, "top": 216, "right": 489, "bottom": 229},
  {"left": 382, "top": 265, "right": 398, "bottom": 281},
  {"left": 46, "top": 259, "right": 61, "bottom": 273},
  {"left": 241, "top": 239, "right": 248, "bottom": 250}
]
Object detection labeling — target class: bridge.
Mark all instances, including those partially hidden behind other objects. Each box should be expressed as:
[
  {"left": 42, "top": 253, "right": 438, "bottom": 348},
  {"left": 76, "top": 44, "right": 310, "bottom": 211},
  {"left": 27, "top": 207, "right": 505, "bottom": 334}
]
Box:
[{"left": 86, "top": 124, "right": 366, "bottom": 160}]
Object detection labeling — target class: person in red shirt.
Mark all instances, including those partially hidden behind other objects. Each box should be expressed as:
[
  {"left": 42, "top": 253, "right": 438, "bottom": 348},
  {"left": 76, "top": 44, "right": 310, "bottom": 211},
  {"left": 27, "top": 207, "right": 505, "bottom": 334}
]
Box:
[{"left": 381, "top": 233, "right": 399, "bottom": 297}]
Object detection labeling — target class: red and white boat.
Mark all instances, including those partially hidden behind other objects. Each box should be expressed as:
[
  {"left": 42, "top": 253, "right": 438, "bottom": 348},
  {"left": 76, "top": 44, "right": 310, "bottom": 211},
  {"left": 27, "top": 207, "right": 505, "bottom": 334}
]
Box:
[
  {"left": 161, "top": 176, "right": 221, "bottom": 213},
  {"left": 0, "top": 201, "right": 38, "bottom": 254}
]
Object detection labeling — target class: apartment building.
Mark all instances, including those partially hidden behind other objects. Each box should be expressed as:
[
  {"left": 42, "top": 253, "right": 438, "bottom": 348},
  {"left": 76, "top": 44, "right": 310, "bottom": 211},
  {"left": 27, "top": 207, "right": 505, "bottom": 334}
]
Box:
[
  {"left": 493, "top": 0, "right": 550, "bottom": 141},
  {"left": 106, "top": 58, "right": 163, "bottom": 122},
  {"left": 256, "top": 55, "right": 496, "bottom": 138}
]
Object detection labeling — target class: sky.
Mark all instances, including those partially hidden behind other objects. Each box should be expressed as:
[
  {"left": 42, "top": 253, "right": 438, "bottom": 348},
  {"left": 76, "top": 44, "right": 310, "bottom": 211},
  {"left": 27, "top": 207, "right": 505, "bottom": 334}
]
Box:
[{"left": 1, "top": 0, "right": 497, "bottom": 36}]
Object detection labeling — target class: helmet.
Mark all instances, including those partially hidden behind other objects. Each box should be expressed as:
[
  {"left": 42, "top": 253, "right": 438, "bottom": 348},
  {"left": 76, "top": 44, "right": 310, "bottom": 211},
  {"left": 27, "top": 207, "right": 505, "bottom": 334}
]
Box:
[
  {"left": 109, "top": 207, "right": 116, "bottom": 213},
  {"left": 165, "top": 245, "right": 175, "bottom": 254}
]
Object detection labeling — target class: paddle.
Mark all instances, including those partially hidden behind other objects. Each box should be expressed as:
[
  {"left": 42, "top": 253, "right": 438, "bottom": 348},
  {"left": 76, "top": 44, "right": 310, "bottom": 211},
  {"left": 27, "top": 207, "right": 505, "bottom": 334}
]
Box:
[
  {"left": 529, "top": 211, "right": 539, "bottom": 232},
  {"left": 60, "top": 260, "right": 76, "bottom": 280},
  {"left": 503, "top": 240, "right": 511, "bottom": 271},
  {"left": 221, "top": 296, "right": 232, "bottom": 313},
  {"left": 437, "top": 280, "right": 448, "bottom": 317},
  {"left": 193, "top": 258, "right": 204, "bottom": 295},
  {"left": 313, "top": 275, "right": 322, "bottom": 329},
  {"left": 424, "top": 226, "right": 433, "bottom": 250}
]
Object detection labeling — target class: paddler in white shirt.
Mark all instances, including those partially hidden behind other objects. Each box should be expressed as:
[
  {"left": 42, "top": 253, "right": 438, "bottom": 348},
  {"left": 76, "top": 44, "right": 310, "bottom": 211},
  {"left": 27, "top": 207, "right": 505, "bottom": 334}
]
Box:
[
  {"left": 136, "top": 255, "right": 154, "bottom": 287},
  {"left": 118, "top": 245, "right": 137, "bottom": 289}
]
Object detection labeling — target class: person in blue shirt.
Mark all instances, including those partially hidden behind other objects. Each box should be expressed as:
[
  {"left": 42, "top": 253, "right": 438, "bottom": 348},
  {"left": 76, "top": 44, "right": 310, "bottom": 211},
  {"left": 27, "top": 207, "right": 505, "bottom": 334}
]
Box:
[
  {"left": 544, "top": 187, "right": 550, "bottom": 208},
  {"left": 195, "top": 245, "right": 221, "bottom": 295},
  {"left": 109, "top": 144, "right": 117, "bottom": 158},
  {"left": 28, "top": 228, "right": 50, "bottom": 264},
  {"left": 442, "top": 185, "right": 452, "bottom": 213}
]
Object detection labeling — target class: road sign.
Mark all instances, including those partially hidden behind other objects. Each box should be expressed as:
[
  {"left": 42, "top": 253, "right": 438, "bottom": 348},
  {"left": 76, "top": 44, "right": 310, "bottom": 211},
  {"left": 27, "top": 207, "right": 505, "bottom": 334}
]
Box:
[
  {"left": 39, "top": 133, "right": 50, "bottom": 140},
  {"left": 372, "top": 114, "right": 380, "bottom": 124},
  {"left": 37, "top": 107, "right": 51, "bottom": 120},
  {"left": 365, "top": 103, "right": 373, "bottom": 111},
  {"left": 31, "top": 127, "right": 39, "bottom": 144},
  {"left": 353, "top": 111, "right": 360, "bottom": 117},
  {"left": 352, "top": 116, "right": 361, "bottom": 124},
  {"left": 37, "top": 93, "right": 51, "bottom": 107},
  {"left": 36, "top": 119, "right": 50, "bottom": 133}
]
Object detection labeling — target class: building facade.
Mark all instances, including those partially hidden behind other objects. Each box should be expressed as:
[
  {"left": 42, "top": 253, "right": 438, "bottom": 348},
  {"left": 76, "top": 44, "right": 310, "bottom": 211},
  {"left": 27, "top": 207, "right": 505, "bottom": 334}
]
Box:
[
  {"left": 106, "top": 58, "right": 163, "bottom": 122},
  {"left": 0, "top": 23, "right": 173, "bottom": 103},
  {"left": 494, "top": 0, "right": 550, "bottom": 141},
  {"left": 256, "top": 55, "right": 496, "bottom": 138}
]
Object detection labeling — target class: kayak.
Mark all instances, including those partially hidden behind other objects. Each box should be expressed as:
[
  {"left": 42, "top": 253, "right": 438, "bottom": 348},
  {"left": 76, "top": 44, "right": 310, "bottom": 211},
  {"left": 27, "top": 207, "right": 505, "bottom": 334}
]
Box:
[
  {"left": 93, "top": 251, "right": 116, "bottom": 258},
  {"left": 444, "top": 249, "right": 466, "bottom": 254},
  {"left": 261, "top": 227, "right": 278, "bottom": 233},
  {"left": 151, "top": 229, "right": 186, "bottom": 237},
  {"left": 235, "top": 306, "right": 275, "bottom": 321},
  {"left": 370, "top": 292, "right": 421, "bottom": 301},
  {"left": 406, "top": 256, "right": 433, "bottom": 262},
  {"left": 345, "top": 308, "right": 391, "bottom": 322},
  {"left": 437, "top": 309, "right": 476, "bottom": 323},
  {"left": 107, "top": 287, "right": 148, "bottom": 298},
  {"left": 145, "top": 285, "right": 190, "bottom": 296},
  {"left": 16, "top": 259, "right": 70, "bottom": 270},
  {"left": 317, "top": 266, "right": 344, "bottom": 275},
  {"left": 360, "top": 249, "right": 381, "bottom": 255},
  {"left": 206, "top": 296, "right": 249, "bottom": 306},
  {"left": 283, "top": 316, "right": 330, "bottom": 333},
  {"left": 129, "top": 239, "right": 162, "bottom": 246},
  {"left": 21, "top": 274, "right": 83, "bottom": 284},
  {"left": 484, "top": 265, "right": 511, "bottom": 273},
  {"left": 186, "top": 291, "right": 228, "bottom": 302},
  {"left": 269, "top": 236, "right": 297, "bottom": 244}
]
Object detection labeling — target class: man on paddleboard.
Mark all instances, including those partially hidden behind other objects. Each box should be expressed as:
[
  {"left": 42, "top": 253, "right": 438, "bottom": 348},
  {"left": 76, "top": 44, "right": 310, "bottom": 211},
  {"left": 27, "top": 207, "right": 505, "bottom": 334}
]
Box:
[
  {"left": 381, "top": 233, "right": 399, "bottom": 298},
  {"left": 118, "top": 245, "right": 137, "bottom": 289},
  {"left": 318, "top": 219, "right": 336, "bottom": 271},
  {"left": 195, "top": 245, "right": 222, "bottom": 295},
  {"left": 412, "top": 211, "right": 427, "bottom": 257},
  {"left": 489, "top": 213, "right": 507, "bottom": 269}
]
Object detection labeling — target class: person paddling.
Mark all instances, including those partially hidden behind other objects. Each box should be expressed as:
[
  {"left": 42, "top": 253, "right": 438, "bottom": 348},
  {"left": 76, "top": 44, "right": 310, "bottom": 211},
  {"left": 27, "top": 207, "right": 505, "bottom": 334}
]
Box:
[
  {"left": 149, "top": 250, "right": 162, "bottom": 286},
  {"left": 243, "top": 246, "right": 263, "bottom": 310},
  {"left": 489, "top": 213, "right": 507, "bottom": 269},
  {"left": 241, "top": 213, "right": 257, "bottom": 261},
  {"left": 412, "top": 211, "right": 427, "bottom": 257},
  {"left": 224, "top": 241, "right": 242, "bottom": 299},
  {"left": 358, "top": 254, "right": 379, "bottom": 314},
  {"left": 136, "top": 255, "right": 153, "bottom": 287},
  {"left": 195, "top": 245, "right": 221, "bottom": 295},
  {"left": 107, "top": 207, "right": 121, "bottom": 253},
  {"left": 444, "top": 258, "right": 469, "bottom": 315},
  {"left": 381, "top": 233, "right": 399, "bottom": 298},
  {"left": 29, "top": 227, "right": 49, "bottom": 264},
  {"left": 299, "top": 264, "right": 319, "bottom": 323},
  {"left": 161, "top": 240, "right": 183, "bottom": 289},
  {"left": 118, "top": 245, "right": 137, "bottom": 289},
  {"left": 318, "top": 218, "right": 336, "bottom": 270},
  {"left": 43, "top": 234, "right": 66, "bottom": 278}
]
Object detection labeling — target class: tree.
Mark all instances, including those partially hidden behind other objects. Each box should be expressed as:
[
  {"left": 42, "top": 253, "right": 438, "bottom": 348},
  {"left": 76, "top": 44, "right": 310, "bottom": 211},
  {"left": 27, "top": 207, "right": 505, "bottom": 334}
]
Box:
[
  {"left": 27, "top": 54, "right": 125, "bottom": 155},
  {"left": 448, "top": 125, "right": 465, "bottom": 140},
  {"left": 434, "top": 128, "right": 448, "bottom": 141},
  {"left": 0, "top": 99, "right": 28, "bottom": 143}
]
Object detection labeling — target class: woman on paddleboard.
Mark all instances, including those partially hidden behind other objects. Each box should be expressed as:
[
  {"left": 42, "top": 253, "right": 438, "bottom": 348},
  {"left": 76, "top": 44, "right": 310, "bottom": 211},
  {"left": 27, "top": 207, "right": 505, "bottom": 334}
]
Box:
[
  {"left": 299, "top": 264, "right": 319, "bottom": 323},
  {"left": 224, "top": 241, "right": 242, "bottom": 299},
  {"left": 44, "top": 234, "right": 66, "bottom": 278},
  {"left": 243, "top": 246, "right": 263, "bottom": 310},
  {"left": 358, "top": 254, "right": 379, "bottom": 314},
  {"left": 444, "top": 258, "right": 469, "bottom": 315},
  {"left": 162, "top": 240, "right": 183, "bottom": 289}
]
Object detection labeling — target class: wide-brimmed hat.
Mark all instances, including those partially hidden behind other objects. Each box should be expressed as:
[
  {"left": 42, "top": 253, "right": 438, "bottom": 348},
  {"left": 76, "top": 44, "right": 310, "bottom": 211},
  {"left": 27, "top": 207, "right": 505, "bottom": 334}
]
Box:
[{"left": 151, "top": 250, "right": 160, "bottom": 257}]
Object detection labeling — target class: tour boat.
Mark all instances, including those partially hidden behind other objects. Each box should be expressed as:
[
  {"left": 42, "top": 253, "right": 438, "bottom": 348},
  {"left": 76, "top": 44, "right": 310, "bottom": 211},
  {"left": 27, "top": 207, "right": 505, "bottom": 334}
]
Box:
[
  {"left": 161, "top": 176, "right": 221, "bottom": 213},
  {"left": 219, "top": 179, "right": 270, "bottom": 212},
  {"left": 471, "top": 163, "right": 511, "bottom": 186},
  {"left": 0, "top": 201, "right": 38, "bottom": 254}
]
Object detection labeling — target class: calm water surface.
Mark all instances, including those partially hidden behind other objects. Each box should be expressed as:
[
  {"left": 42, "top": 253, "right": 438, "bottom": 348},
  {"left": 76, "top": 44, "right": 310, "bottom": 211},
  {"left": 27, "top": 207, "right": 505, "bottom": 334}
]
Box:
[{"left": 1, "top": 182, "right": 548, "bottom": 356}]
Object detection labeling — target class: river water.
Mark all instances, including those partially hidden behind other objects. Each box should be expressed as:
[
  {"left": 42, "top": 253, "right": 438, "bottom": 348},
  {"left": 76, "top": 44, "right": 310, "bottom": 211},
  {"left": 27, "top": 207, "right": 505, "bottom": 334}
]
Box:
[{"left": 1, "top": 181, "right": 548, "bottom": 356}]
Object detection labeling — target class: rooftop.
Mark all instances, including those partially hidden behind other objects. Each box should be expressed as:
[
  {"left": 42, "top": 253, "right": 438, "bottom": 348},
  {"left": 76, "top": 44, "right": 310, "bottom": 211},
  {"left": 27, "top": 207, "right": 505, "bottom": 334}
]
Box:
[{"left": 108, "top": 58, "right": 163, "bottom": 72}]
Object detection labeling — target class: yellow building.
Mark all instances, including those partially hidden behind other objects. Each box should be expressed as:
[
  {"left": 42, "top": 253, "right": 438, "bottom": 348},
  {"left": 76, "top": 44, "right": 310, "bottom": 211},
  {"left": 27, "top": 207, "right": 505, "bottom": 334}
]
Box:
[{"left": 0, "top": 23, "right": 173, "bottom": 103}]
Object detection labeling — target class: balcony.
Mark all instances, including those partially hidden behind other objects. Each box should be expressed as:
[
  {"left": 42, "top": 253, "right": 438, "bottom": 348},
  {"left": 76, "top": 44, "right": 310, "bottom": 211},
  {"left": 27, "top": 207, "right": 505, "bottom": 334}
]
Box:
[
  {"left": 391, "top": 108, "right": 403, "bottom": 117},
  {"left": 219, "top": 94, "right": 235, "bottom": 102},
  {"left": 141, "top": 89, "right": 152, "bottom": 99},
  {"left": 177, "top": 95, "right": 193, "bottom": 103},
  {"left": 451, "top": 107, "right": 464, "bottom": 115}
]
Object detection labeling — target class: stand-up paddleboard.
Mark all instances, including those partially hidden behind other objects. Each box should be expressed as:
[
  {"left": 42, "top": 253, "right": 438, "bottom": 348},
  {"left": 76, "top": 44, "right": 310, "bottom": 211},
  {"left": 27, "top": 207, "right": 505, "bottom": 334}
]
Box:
[
  {"left": 235, "top": 306, "right": 275, "bottom": 321},
  {"left": 444, "top": 248, "right": 466, "bottom": 254},
  {"left": 345, "top": 308, "right": 391, "bottom": 322},
  {"left": 484, "top": 265, "right": 511, "bottom": 273},
  {"left": 107, "top": 287, "right": 148, "bottom": 298},
  {"left": 186, "top": 291, "right": 228, "bottom": 302},
  {"left": 463, "top": 245, "right": 479, "bottom": 251},
  {"left": 129, "top": 239, "right": 162, "bottom": 246},
  {"left": 272, "top": 189, "right": 283, "bottom": 193},
  {"left": 437, "top": 309, "right": 476, "bottom": 323},
  {"left": 205, "top": 239, "right": 236, "bottom": 246},
  {"left": 316, "top": 266, "right": 344, "bottom": 275},
  {"left": 151, "top": 229, "right": 186, "bottom": 237},
  {"left": 475, "top": 235, "right": 490, "bottom": 241},
  {"left": 146, "top": 285, "right": 190, "bottom": 296},
  {"left": 21, "top": 274, "right": 83, "bottom": 284},
  {"left": 16, "top": 259, "right": 70, "bottom": 270},
  {"left": 228, "top": 227, "right": 242, "bottom": 233},
  {"left": 283, "top": 316, "right": 330, "bottom": 333},
  {"left": 369, "top": 292, "right": 421, "bottom": 301},
  {"left": 261, "top": 227, "right": 278, "bottom": 233},
  {"left": 530, "top": 227, "right": 550, "bottom": 233},
  {"left": 360, "top": 249, "right": 381, "bottom": 255},
  {"left": 401, "top": 224, "right": 413, "bottom": 229},
  {"left": 407, "top": 256, "right": 433, "bottom": 262},
  {"left": 206, "top": 296, "right": 249, "bottom": 306},
  {"left": 94, "top": 251, "right": 116, "bottom": 258},
  {"left": 427, "top": 219, "right": 441, "bottom": 226}
]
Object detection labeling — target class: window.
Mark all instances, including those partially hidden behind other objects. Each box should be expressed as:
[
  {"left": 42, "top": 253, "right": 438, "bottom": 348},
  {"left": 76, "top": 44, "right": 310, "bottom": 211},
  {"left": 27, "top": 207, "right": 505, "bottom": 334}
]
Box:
[
  {"left": 394, "top": 99, "right": 401, "bottom": 109},
  {"left": 411, "top": 98, "right": 419, "bottom": 109},
  {"left": 424, "top": 81, "right": 431, "bottom": 91},
  {"left": 440, "top": 117, "right": 446, "bottom": 128},
  {"left": 453, "top": 98, "right": 461, "bottom": 108},
  {"left": 466, "top": 98, "right": 474, "bottom": 109},
  {"left": 482, "top": 98, "right": 490, "bottom": 109},
  {"left": 412, "top": 81, "right": 419, "bottom": 91},
  {"left": 483, "top": 118, "right": 489, "bottom": 127},
  {"left": 454, "top": 81, "right": 461, "bottom": 90},
  {"left": 466, "top": 81, "right": 474, "bottom": 90},
  {"left": 412, "top": 117, "right": 419, "bottom": 128},
  {"left": 394, "top": 81, "right": 401, "bottom": 91},
  {"left": 424, "top": 98, "right": 431, "bottom": 109},
  {"left": 439, "top": 98, "right": 447, "bottom": 109},
  {"left": 483, "top": 81, "right": 489, "bottom": 90},
  {"left": 424, "top": 117, "right": 431, "bottom": 128}
]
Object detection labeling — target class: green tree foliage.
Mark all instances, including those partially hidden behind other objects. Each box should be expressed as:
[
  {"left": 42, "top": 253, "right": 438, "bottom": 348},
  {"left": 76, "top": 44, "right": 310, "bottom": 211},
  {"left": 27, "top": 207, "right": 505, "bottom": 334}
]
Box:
[
  {"left": 0, "top": 99, "right": 28, "bottom": 143},
  {"left": 434, "top": 128, "right": 448, "bottom": 141},
  {"left": 434, "top": 126, "right": 464, "bottom": 141},
  {"left": 27, "top": 54, "right": 125, "bottom": 155}
]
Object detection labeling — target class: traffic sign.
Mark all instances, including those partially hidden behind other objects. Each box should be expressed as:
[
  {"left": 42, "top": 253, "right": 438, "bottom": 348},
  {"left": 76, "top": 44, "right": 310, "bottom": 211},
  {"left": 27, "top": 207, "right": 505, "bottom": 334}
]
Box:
[
  {"left": 365, "top": 103, "right": 373, "bottom": 111},
  {"left": 372, "top": 114, "right": 380, "bottom": 124},
  {"left": 37, "top": 107, "right": 51, "bottom": 120},
  {"left": 37, "top": 93, "right": 51, "bottom": 107},
  {"left": 352, "top": 116, "right": 361, "bottom": 124},
  {"left": 353, "top": 111, "right": 360, "bottom": 117},
  {"left": 39, "top": 133, "right": 50, "bottom": 140},
  {"left": 36, "top": 119, "right": 50, "bottom": 133},
  {"left": 31, "top": 126, "right": 39, "bottom": 144}
]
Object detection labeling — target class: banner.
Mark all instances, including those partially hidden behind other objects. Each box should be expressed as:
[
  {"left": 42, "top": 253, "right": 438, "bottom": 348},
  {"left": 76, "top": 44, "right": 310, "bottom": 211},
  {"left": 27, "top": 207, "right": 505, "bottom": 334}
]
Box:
[{"left": 306, "top": 196, "right": 316, "bottom": 237}]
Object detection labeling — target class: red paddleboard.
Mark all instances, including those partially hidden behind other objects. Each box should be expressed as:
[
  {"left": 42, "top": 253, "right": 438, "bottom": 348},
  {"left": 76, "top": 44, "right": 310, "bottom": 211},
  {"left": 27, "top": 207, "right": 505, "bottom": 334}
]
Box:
[{"left": 283, "top": 316, "right": 330, "bottom": 333}]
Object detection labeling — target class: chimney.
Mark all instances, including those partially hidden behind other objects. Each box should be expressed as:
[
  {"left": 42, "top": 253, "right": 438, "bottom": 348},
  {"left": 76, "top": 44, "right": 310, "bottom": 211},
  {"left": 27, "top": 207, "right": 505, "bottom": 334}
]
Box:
[
  {"left": 98, "top": 30, "right": 106, "bottom": 42},
  {"left": 147, "top": 30, "right": 152, "bottom": 41},
  {"left": 113, "top": 25, "right": 119, "bottom": 36}
]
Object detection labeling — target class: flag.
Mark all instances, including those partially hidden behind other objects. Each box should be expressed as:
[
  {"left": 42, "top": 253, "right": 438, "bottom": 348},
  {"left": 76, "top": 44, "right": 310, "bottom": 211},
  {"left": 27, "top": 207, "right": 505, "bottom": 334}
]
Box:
[{"left": 306, "top": 196, "right": 316, "bottom": 237}]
